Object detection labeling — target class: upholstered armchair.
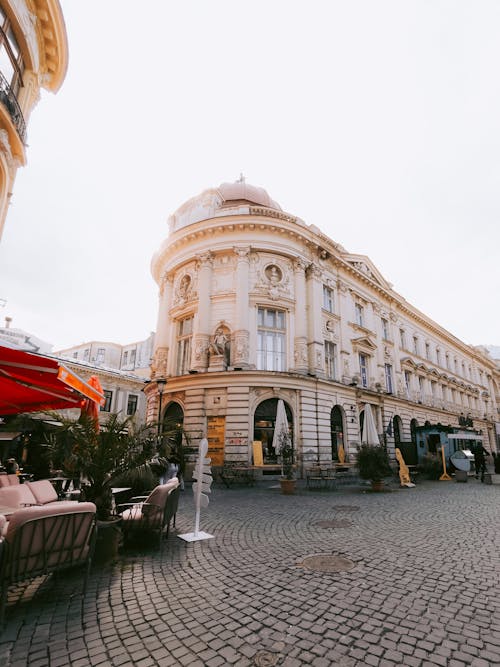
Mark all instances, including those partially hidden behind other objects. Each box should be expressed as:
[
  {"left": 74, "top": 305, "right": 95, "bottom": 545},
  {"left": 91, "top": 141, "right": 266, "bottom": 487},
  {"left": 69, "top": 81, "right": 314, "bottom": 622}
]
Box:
[{"left": 118, "top": 478, "right": 180, "bottom": 548}]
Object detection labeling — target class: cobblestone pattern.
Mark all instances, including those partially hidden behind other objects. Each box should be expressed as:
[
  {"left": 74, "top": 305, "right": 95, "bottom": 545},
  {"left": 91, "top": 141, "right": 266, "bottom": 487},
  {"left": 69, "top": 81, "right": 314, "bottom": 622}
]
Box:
[{"left": 1, "top": 478, "right": 499, "bottom": 666}]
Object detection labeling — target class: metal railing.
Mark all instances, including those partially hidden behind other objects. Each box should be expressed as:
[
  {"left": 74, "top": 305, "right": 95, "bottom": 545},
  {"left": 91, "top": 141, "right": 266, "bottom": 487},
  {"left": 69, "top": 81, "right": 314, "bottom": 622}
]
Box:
[{"left": 0, "top": 70, "right": 26, "bottom": 143}]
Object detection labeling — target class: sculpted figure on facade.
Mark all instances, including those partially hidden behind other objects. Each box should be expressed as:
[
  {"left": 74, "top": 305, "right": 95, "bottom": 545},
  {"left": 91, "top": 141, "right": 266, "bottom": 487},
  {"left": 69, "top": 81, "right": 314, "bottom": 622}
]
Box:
[
  {"left": 255, "top": 260, "right": 291, "bottom": 300},
  {"left": 209, "top": 327, "right": 230, "bottom": 359}
]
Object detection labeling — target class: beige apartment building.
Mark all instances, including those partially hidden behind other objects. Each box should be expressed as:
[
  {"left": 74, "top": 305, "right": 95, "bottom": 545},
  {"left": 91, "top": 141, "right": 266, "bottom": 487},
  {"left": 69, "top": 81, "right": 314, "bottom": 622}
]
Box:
[
  {"left": 146, "top": 181, "right": 500, "bottom": 471},
  {"left": 0, "top": 0, "right": 67, "bottom": 240}
]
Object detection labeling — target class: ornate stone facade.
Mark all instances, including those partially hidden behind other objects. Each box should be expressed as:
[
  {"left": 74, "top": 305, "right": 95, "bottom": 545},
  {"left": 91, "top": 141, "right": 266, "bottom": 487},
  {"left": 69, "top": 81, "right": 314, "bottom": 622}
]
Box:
[{"left": 149, "top": 181, "right": 500, "bottom": 471}]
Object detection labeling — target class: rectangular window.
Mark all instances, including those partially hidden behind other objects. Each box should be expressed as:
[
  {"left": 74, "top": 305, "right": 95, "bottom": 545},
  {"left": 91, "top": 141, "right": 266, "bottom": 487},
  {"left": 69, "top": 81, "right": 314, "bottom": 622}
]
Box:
[
  {"left": 130, "top": 349, "right": 136, "bottom": 365},
  {"left": 324, "top": 341, "right": 337, "bottom": 379},
  {"left": 418, "top": 377, "right": 424, "bottom": 399},
  {"left": 446, "top": 353, "right": 450, "bottom": 370},
  {"left": 257, "top": 307, "right": 286, "bottom": 371},
  {"left": 381, "top": 318, "right": 389, "bottom": 340},
  {"left": 425, "top": 343, "right": 430, "bottom": 360},
  {"left": 359, "top": 353, "right": 368, "bottom": 388},
  {"left": 322, "top": 285, "right": 334, "bottom": 313},
  {"left": 400, "top": 329, "right": 406, "bottom": 349},
  {"left": 72, "top": 352, "right": 78, "bottom": 359},
  {"left": 127, "top": 394, "right": 138, "bottom": 416},
  {"left": 436, "top": 349, "right": 441, "bottom": 366},
  {"left": 404, "top": 370, "right": 411, "bottom": 396},
  {"left": 83, "top": 348, "right": 90, "bottom": 361},
  {"left": 96, "top": 348, "right": 105, "bottom": 364},
  {"left": 123, "top": 351, "right": 128, "bottom": 366},
  {"left": 176, "top": 315, "right": 193, "bottom": 375},
  {"left": 413, "top": 336, "right": 419, "bottom": 355},
  {"left": 384, "top": 363, "right": 393, "bottom": 394},
  {"left": 101, "top": 390, "right": 112, "bottom": 412},
  {"left": 355, "top": 303, "right": 364, "bottom": 327}
]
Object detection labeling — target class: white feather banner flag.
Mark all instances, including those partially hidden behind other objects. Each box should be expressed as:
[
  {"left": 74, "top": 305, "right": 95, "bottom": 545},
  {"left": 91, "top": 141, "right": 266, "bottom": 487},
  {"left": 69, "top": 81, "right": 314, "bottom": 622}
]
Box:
[{"left": 178, "top": 437, "right": 214, "bottom": 542}]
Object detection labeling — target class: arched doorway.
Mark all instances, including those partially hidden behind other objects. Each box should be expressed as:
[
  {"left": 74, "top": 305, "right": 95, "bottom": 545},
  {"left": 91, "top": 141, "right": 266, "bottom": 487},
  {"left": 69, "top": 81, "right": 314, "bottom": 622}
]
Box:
[
  {"left": 393, "top": 415, "right": 403, "bottom": 445},
  {"left": 410, "top": 418, "right": 419, "bottom": 444},
  {"left": 254, "top": 398, "right": 293, "bottom": 465},
  {"left": 162, "top": 402, "right": 184, "bottom": 452},
  {"left": 330, "top": 406, "right": 344, "bottom": 460}
]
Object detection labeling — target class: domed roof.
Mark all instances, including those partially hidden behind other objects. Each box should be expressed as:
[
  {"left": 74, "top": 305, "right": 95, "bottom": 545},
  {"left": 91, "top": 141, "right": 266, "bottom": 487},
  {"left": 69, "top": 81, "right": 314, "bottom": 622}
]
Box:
[
  {"left": 167, "top": 180, "right": 282, "bottom": 233},
  {"left": 217, "top": 181, "right": 282, "bottom": 210}
]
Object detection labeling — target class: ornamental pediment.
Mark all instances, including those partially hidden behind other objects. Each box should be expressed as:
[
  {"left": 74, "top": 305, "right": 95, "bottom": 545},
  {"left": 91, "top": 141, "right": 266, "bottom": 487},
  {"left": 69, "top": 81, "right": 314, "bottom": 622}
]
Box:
[
  {"left": 345, "top": 254, "right": 392, "bottom": 289},
  {"left": 351, "top": 336, "right": 377, "bottom": 352}
]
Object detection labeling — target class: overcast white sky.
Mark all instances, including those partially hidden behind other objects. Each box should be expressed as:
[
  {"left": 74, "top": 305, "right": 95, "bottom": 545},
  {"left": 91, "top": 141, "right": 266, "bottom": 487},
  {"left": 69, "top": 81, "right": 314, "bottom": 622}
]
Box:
[{"left": 0, "top": 1, "right": 498, "bottom": 351}]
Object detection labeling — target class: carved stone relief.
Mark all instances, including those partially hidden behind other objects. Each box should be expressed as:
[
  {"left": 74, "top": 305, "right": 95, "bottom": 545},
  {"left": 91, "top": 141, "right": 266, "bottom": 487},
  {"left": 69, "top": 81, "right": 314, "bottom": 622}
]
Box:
[
  {"left": 151, "top": 346, "right": 168, "bottom": 379},
  {"left": 254, "top": 257, "right": 292, "bottom": 301}
]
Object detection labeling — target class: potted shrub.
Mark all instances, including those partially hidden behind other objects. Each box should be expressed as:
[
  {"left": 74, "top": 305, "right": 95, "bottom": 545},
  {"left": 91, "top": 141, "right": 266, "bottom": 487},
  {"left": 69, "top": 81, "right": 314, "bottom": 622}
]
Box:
[
  {"left": 356, "top": 444, "right": 392, "bottom": 491},
  {"left": 278, "top": 432, "right": 296, "bottom": 495}
]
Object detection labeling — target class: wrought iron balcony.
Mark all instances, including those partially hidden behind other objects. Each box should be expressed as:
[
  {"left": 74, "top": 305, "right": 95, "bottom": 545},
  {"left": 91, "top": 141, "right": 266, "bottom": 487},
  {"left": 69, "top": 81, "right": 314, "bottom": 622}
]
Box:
[{"left": 0, "top": 71, "right": 26, "bottom": 143}]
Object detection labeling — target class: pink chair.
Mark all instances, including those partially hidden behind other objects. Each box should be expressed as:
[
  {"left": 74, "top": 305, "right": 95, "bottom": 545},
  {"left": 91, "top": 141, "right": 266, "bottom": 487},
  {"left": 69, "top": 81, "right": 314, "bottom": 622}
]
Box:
[
  {"left": 0, "top": 502, "right": 97, "bottom": 625},
  {"left": 118, "top": 478, "right": 180, "bottom": 548}
]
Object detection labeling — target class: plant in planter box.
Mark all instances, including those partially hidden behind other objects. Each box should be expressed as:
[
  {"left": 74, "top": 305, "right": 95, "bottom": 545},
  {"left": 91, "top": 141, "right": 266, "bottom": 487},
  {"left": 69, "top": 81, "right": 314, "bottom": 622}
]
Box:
[{"left": 356, "top": 444, "right": 392, "bottom": 490}]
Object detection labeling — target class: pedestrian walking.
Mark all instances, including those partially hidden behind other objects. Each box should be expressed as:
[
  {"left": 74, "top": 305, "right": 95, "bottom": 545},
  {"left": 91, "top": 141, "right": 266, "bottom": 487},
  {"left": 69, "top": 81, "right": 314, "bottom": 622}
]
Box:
[{"left": 474, "top": 443, "right": 489, "bottom": 482}]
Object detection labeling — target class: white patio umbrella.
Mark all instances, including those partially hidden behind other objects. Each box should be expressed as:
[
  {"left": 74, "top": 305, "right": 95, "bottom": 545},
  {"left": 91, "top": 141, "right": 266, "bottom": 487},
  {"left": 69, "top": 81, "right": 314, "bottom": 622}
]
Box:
[{"left": 361, "top": 404, "right": 380, "bottom": 446}]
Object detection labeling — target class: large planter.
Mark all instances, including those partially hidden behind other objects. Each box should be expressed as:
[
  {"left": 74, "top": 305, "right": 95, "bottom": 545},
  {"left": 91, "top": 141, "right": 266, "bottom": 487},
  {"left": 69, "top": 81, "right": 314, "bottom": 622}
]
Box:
[
  {"left": 280, "top": 479, "right": 296, "bottom": 495},
  {"left": 94, "top": 518, "right": 122, "bottom": 565},
  {"left": 370, "top": 480, "right": 385, "bottom": 492}
]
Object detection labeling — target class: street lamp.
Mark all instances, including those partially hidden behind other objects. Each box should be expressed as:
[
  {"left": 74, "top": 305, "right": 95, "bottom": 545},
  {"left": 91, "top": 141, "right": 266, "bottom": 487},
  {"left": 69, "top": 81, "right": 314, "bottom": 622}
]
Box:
[{"left": 156, "top": 377, "right": 167, "bottom": 438}]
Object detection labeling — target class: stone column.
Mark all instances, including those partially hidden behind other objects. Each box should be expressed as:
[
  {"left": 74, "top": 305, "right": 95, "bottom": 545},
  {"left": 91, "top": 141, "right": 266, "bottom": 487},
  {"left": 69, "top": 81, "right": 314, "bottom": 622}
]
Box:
[
  {"left": 151, "top": 274, "right": 172, "bottom": 379},
  {"left": 306, "top": 263, "right": 324, "bottom": 376},
  {"left": 293, "top": 258, "right": 309, "bottom": 373},
  {"left": 191, "top": 252, "right": 213, "bottom": 372},
  {"left": 233, "top": 246, "right": 251, "bottom": 368}
]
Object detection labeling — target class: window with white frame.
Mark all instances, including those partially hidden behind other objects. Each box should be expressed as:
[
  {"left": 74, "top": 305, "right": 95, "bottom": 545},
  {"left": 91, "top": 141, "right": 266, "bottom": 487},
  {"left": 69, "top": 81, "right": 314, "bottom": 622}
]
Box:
[
  {"left": 123, "top": 351, "right": 128, "bottom": 366},
  {"left": 425, "top": 343, "right": 431, "bottom": 360},
  {"left": 418, "top": 376, "right": 424, "bottom": 399},
  {"left": 257, "top": 307, "right": 286, "bottom": 371},
  {"left": 384, "top": 363, "right": 394, "bottom": 394},
  {"left": 355, "top": 303, "right": 364, "bottom": 327},
  {"left": 176, "top": 315, "right": 193, "bottom": 375},
  {"left": 400, "top": 329, "right": 406, "bottom": 349},
  {"left": 359, "top": 353, "right": 369, "bottom": 387},
  {"left": 324, "top": 341, "right": 337, "bottom": 379},
  {"left": 84, "top": 348, "right": 90, "bottom": 361},
  {"left": 96, "top": 348, "right": 105, "bottom": 365},
  {"left": 322, "top": 285, "right": 334, "bottom": 313},
  {"left": 381, "top": 317, "right": 390, "bottom": 340},
  {"left": 413, "top": 336, "right": 419, "bottom": 355},
  {"left": 130, "top": 349, "right": 136, "bottom": 365},
  {"left": 404, "top": 370, "right": 411, "bottom": 396}
]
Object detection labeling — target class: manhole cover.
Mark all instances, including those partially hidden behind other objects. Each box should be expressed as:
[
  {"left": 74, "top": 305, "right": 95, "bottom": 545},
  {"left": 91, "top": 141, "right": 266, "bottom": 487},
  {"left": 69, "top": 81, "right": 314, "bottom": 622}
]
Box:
[
  {"left": 333, "top": 505, "right": 360, "bottom": 512},
  {"left": 299, "top": 554, "right": 356, "bottom": 572},
  {"left": 253, "top": 650, "right": 280, "bottom": 666},
  {"left": 314, "top": 519, "right": 353, "bottom": 528}
]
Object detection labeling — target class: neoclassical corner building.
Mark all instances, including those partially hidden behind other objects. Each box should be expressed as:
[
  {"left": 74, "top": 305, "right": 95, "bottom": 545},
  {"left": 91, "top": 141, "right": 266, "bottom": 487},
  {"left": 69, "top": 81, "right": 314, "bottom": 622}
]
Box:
[
  {"left": 146, "top": 181, "right": 499, "bottom": 472},
  {"left": 0, "top": 0, "right": 67, "bottom": 240}
]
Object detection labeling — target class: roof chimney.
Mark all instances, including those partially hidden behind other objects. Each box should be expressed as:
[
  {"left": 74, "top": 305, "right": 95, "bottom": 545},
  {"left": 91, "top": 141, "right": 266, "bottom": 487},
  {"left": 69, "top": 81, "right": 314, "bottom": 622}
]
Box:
[{"left": 5, "top": 316, "right": 11, "bottom": 329}]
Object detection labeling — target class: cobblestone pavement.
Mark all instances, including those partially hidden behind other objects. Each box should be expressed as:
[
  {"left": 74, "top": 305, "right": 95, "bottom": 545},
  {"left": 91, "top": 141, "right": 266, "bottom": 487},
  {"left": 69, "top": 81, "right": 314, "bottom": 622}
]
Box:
[{"left": 1, "top": 476, "right": 500, "bottom": 666}]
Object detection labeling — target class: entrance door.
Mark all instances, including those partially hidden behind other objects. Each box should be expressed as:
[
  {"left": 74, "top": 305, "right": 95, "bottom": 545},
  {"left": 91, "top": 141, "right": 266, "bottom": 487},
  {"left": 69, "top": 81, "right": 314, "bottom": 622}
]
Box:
[
  {"left": 254, "top": 398, "right": 293, "bottom": 464},
  {"left": 330, "top": 406, "right": 344, "bottom": 460},
  {"left": 207, "top": 416, "right": 225, "bottom": 466}
]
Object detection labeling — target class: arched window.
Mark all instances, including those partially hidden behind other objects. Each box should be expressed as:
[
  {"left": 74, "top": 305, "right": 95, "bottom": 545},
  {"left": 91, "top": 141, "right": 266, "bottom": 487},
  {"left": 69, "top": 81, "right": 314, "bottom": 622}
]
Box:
[
  {"left": 162, "top": 402, "right": 184, "bottom": 450},
  {"left": 254, "top": 398, "right": 293, "bottom": 464},
  {"left": 330, "top": 406, "right": 344, "bottom": 460}
]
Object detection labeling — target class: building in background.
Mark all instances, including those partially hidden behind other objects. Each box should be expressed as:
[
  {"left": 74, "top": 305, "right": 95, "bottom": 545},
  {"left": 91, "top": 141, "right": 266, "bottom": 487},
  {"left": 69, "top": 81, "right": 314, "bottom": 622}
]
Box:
[
  {"left": 0, "top": 0, "right": 67, "bottom": 240},
  {"left": 55, "top": 333, "right": 155, "bottom": 379},
  {"left": 0, "top": 315, "right": 52, "bottom": 353},
  {"left": 147, "top": 180, "right": 500, "bottom": 473}
]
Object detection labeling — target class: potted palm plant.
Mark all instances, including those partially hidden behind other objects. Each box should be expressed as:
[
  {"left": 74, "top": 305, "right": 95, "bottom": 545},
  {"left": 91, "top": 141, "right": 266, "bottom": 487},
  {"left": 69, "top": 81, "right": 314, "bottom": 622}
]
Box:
[
  {"left": 44, "top": 412, "right": 158, "bottom": 562},
  {"left": 356, "top": 444, "right": 393, "bottom": 491}
]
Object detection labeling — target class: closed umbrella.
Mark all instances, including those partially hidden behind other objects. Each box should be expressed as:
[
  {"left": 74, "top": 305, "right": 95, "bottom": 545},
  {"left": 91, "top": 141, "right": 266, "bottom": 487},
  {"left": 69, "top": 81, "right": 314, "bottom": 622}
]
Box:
[
  {"left": 272, "top": 400, "right": 290, "bottom": 454},
  {"left": 361, "top": 404, "right": 380, "bottom": 446}
]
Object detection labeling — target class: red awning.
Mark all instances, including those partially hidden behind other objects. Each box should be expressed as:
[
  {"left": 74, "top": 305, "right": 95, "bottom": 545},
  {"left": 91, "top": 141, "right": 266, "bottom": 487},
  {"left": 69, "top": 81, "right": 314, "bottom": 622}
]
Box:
[{"left": 0, "top": 345, "right": 105, "bottom": 415}]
